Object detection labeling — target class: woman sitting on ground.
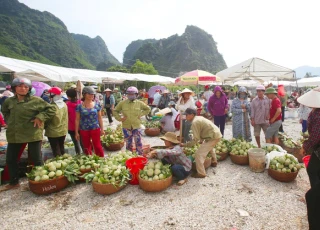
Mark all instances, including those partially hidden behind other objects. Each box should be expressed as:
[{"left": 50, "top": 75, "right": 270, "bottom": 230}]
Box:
[
  {"left": 148, "top": 132, "right": 191, "bottom": 186},
  {"left": 159, "top": 108, "right": 176, "bottom": 133}
]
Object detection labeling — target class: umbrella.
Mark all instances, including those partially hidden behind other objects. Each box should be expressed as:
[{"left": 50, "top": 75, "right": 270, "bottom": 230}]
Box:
[
  {"left": 31, "top": 81, "right": 51, "bottom": 97},
  {"left": 175, "top": 70, "right": 221, "bottom": 86},
  {"left": 148, "top": 85, "right": 167, "bottom": 98}
]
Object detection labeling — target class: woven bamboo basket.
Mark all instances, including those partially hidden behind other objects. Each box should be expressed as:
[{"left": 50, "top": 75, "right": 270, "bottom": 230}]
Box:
[
  {"left": 268, "top": 168, "right": 298, "bottom": 182},
  {"left": 92, "top": 181, "right": 126, "bottom": 195},
  {"left": 138, "top": 175, "right": 172, "bottom": 192},
  {"left": 217, "top": 152, "right": 229, "bottom": 161},
  {"left": 28, "top": 176, "right": 69, "bottom": 195},
  {"left": 145, "top": 128, "right": 161, "bottom": 137},
  {"left": 103, "top": 142, "right": 124, "bottom": 151},
  {"left": 230, "top": 153, "right": 249, "bottom": 165}
]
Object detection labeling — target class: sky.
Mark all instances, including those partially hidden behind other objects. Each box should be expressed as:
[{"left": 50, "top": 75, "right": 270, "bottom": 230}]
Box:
[{"left": 19, "top": 0, "right": 320, "bottom": 70}]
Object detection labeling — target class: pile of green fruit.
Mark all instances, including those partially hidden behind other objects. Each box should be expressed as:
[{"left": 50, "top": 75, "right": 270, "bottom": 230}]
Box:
[
  {"left": 282, "top": 137, "right": 298, "bottom": 148},
  {"left": 101, "top": 124, "right": 124, "bottom": 146},
  {"left": 262, "top": 145, "right": 280, "bottom": 153},
  {"left": 143, "top": 121, "right": 161, "bottom": 129},
  {"left": 214, "top": 139, "right": 230, "bottom": 154},
  {"left": 230, "top": 138, "right": 256, "bottom": 156},
  {"left": 269, "top": 154, "right": 302, "bottom": 173},
  {"left": 91, "top": 162, "right": 130, "bottom": 186},
  {"left": 76, "top": 155, "right": 104, "bottom": 171},
  {"left": 139, "top": 161, "right": 172, "bottom": 181},
  {"left": 81, "top": 151, "right": 135, "bottom": 186},
  {"left": 27, "top": 153, "right": 80, "bottom": 183},
  {"left": 184, "top": 144, "right": 200, "bottom": 159}
]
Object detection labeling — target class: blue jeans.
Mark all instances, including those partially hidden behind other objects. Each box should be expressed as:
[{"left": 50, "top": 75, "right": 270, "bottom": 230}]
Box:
[
  {"left": 161, "top": 159, "right": 190, "bottom": 180},
  {"left": 302, "top": 120, "right": 308, "bottom": 133}
]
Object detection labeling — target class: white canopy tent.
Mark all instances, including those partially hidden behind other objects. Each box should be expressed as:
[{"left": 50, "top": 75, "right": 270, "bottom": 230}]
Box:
[
  {"left": 294, "top": 77, "right": 320, "bottom": 87},
  {"left": 0, "top": 56, "right": 175, "bottom": 84},
  {"left": 216, "top": 57, "right": 296, "bottom": 83}
]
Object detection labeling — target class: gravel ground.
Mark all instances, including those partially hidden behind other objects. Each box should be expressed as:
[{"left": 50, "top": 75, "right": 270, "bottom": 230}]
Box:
[{"left": 0, "top": 117, "right": 310, "bottom": 230}]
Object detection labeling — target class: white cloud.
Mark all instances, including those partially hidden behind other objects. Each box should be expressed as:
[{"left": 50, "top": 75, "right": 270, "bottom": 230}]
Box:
[{"left": 19, "top": 0, "right": 320, "bottom": 70}]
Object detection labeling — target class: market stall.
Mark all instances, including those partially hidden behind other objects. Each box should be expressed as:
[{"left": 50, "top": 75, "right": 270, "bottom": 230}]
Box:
[{"left": 216, "top": 57, "right": 296, "bottom": 83}]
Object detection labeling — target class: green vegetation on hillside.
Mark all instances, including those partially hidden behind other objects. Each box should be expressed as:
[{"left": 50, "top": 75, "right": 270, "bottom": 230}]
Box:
[
  {"left": 123, "top": 26, "right": 227, "bottom": 77},
  {"left": 0, "top": 0, "right": 119, "bottom": 70},
  {"left": 72, "top": 34, "right": 119, "bottom": 67}
]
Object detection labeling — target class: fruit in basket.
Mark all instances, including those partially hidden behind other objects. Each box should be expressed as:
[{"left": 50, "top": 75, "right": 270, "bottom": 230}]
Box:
[
  {"left": 214, "top": 139, "right": 230, "bottom": 154},
  {"left": 269, "top": 154, "right": 302, "bottom": 173},
  {"left": 283, "top": 138, "right": 295, "bottom": 148},
  {"left": 230, "top": 138, "right": 256, "bottom": 156},
  {"left": 83, "top": 162, "right": 130, "bottom": 186},
  {"left": 262, "top": 145, "right": 280, "bottom": 153},
  {"left": 139, "top": 161, "right": 171, "bottom": 181},
  {"left": 101, "top": 124, "right": 125, "bottom": 146},
  {"left": 27, "top": 156, "right": 80, "bottom": 183}
]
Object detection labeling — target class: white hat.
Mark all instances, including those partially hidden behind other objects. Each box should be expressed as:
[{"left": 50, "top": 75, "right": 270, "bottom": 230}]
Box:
[
  {"left": 179, "top": 88, "right": 195, "bottom": 96},
  {"left": 298, "top": 87, "right": 320, "bottom": 108},
  {"left": 159, "top": 108, "right": 171, "bottom": 115},
  {"left": 163, "top": 90, "right": 170, "bottom": 94},
  {"left": 104, "top": 88, "right": 112, "bottom": 92}
]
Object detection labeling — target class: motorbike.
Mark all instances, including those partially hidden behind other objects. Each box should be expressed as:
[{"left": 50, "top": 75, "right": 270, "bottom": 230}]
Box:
[{"left": 145, "top": 105, "right": 160, "bottom": 121}]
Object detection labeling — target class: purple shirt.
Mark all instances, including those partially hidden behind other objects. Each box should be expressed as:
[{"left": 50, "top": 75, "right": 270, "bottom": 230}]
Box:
[
  {"left": 207, "top": 94, "right": 229, "bottom": 116},
  {"left": 250, "top": 96, "right": 270, "bottom": 124}
]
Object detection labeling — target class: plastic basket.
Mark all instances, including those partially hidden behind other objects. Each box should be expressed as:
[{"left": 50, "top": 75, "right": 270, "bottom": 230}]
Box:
[{"left": 125, "top": 157, "right": 148, "bottom": 185}]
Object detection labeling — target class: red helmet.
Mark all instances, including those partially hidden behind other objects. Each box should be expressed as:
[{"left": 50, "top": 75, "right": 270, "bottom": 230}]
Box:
[
  {"left": 205, "top": 85, "right": 210, "bottom": 89},
  {"left": 5, "top": 85, "right": 11, "bottom": 90},
  {"left": 155, "top": 89, "right": 160, "bottom": 92},
  {"left": 48, "top": 87, "right": 62, "bottom": 96}
]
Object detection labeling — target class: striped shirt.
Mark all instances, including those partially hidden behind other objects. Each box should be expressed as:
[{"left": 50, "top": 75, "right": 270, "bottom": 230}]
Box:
[
  {"left": 156, "top": 145, "right": 192, "bottom": 171},
  {"left": 250, "top": 96, "right": 270, "bottom": 124}
]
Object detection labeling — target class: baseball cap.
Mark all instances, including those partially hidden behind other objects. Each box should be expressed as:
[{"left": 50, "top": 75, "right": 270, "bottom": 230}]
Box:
[{"left": 183, "top": 108, "right": 197, "bottom": 115}]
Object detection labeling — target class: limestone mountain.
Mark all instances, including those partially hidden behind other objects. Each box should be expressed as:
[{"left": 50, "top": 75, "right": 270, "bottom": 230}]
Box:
[
  {"left": 72, "top": 34, "right": 120, "bottom": 68},
  {"left": 123, "top": 26, "right": 227, "bottom": 76}
]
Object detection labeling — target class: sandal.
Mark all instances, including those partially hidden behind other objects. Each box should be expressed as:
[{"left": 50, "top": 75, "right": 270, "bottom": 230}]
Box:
[
  {"left": 177, "top": 179, "right": 187, "bottom": 186},
  {"left": 0, "top": 183, "right": 20, "bottom": 192}
]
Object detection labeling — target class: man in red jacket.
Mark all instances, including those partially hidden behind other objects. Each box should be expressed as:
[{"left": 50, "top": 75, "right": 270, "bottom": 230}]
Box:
[{"left": 265, "top": 87, "right": 282, "bottom": 144}]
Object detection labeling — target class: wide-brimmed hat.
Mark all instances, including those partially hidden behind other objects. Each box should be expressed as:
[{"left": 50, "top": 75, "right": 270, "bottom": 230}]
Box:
[
  {"left": 265, "top": 87, "right": 277, "bottom": 94},
  {"left": 298, "top": 87, "right": 320, "bottom": 108},
  {"left": 104, "top": 88, "right": 112, "bottom": 92},
  {"left": 160, "top": 132, "right": 180, "bottom": 144},
  {"left": 179, "top": 88, "right": 195, "bottom": 96},
  {"left": 163, "top": 90, "right": 170, "bottom": 94},
  {"left": 159, "top": 108, "right": 171, "bottom": 115}
]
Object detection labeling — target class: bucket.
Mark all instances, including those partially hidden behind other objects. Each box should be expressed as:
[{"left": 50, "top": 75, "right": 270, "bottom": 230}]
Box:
[
  {"left": 125, "top": 157, "right": 148, "bottom": 185},
  {"left": 248, "top": 148, "right": 266, "bottom": 173},
  {"left": 303, "top": 155, "right": 311, "bottom": 168}
]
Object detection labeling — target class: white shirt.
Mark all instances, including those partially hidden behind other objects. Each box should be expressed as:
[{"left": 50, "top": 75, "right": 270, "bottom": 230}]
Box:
[
  {"left": 171, "top": 107, "right": 178, "bottom": 121},
  {"left": 203, "top": 91, "right": 213, "bottom": 101},
  {"left": 176, "top": 97, "right": 196, "bottom": 112},
  {"left": 153, "top": 92, "right": 161, "bottom": 105}
]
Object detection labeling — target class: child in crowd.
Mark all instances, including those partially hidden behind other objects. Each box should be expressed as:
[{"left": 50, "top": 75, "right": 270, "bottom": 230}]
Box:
[{"left": 148, "top": 132, "right": 191, "bottom": 186}]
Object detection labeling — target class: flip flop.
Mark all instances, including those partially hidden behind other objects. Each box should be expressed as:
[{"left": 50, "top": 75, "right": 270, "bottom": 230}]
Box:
[
  {"left": 177, "top": 179, "right": 187, "bottom": 186},
  {"left": 0, "top": 183, "right": 20, "bottom": 192}
]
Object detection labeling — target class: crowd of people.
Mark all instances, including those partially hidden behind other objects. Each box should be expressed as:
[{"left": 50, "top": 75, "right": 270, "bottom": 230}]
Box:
[{"left": 0, "top": 78, "right": 320, "bottom": 229}]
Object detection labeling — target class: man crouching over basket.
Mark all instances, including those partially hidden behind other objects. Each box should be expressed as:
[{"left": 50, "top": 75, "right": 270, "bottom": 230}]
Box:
[{"left": 181, "top": 108, "right": 222, "bottom": 178}]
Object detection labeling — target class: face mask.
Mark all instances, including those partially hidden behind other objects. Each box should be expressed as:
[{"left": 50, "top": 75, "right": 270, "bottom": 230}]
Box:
[
  {"left": 128, "top": 95, "right": 136, "bottom": 101},
  {"left": 239, "top": 94, "right": 246, "bottom": 99}
]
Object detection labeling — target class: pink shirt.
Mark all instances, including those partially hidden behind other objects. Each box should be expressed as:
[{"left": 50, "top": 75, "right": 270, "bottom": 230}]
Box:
[{"left": 66, "top": 100, "right": 81, "bottom": 131}]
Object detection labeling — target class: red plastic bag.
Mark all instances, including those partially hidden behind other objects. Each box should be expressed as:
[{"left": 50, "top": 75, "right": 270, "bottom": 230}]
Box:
[
  {"left": 174, "top": 114, "right": 180, "bottom": 130},
  {"left": 278, "top": 85, "right": 286, "bottom": 97}
]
